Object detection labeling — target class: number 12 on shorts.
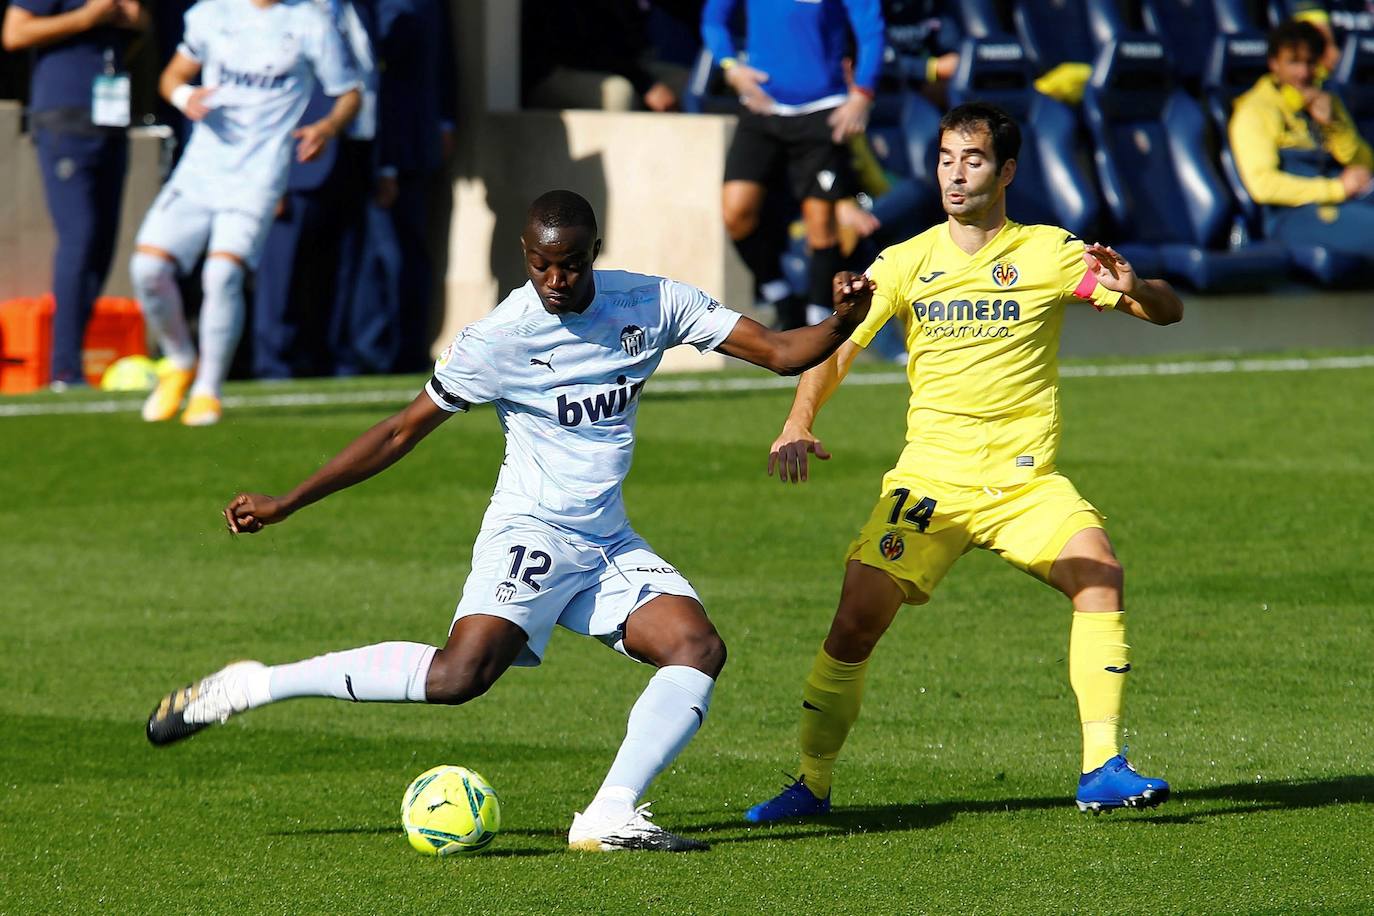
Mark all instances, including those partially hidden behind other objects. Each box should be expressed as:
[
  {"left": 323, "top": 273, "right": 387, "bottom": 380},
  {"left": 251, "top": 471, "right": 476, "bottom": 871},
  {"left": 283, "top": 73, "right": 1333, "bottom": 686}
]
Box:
[
  {"left": 887, "top": 488, "right": 937, "bottom": 533},
  {"left": 507, "top": 545, "right": 552, "bottom": 591}
]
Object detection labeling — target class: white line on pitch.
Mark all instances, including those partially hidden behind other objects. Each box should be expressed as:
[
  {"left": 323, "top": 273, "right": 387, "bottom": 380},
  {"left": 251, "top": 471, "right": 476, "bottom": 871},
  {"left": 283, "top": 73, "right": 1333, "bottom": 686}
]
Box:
[{"left": 2, "top": 353, "right": 1372, "bottom": 418}]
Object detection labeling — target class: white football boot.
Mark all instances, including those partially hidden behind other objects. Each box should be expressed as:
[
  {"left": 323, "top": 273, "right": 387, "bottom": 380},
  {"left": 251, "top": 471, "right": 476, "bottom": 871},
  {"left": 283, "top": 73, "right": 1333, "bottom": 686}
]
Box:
[
  {"left": 567, "top": 803, "right": 708, "bottom": 852},
  {"left": 146, "top": 661, "right": 265, "bottom": 746}
]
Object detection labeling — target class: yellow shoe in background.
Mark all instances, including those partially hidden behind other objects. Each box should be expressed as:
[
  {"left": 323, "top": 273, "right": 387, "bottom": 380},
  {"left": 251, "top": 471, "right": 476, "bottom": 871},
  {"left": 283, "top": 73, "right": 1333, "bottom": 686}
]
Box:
[
  {"left": 181, "top": 393, "right": 222, "bottom": 427},
  {"left": 141, "top": 368, "right": 195, "bottom": 422}
]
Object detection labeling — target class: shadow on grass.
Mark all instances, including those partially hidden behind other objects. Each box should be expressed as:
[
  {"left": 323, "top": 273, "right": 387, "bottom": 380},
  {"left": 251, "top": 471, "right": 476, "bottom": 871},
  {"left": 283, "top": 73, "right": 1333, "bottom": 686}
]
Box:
[
  {"left": 269, "top": 825, "right": 560, "bottom": 857},
  {"left": 693, "top": 775, "right": 1374, "bottom": 842}
]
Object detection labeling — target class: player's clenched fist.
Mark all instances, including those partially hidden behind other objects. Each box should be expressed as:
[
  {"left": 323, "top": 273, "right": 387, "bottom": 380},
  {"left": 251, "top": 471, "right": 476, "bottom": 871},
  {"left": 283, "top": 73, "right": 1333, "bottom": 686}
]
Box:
[
  {"left": 831, "top": 271, "right": 875, "bottom": 328},
  {"left": 224, "top": 492, "right": 288, "bottom": 534}
]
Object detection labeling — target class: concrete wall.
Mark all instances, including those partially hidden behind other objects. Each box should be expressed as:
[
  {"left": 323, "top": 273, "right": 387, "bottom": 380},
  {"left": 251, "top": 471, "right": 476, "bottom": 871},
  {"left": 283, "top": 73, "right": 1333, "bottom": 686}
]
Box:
[{"left": 0, "top": 101, "right": 165, "bottom": 302}]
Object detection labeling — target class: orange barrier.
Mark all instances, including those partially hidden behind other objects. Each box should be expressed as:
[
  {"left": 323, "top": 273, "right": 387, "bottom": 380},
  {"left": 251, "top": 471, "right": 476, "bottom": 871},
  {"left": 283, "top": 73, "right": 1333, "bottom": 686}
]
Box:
[{"left": 0, "top": 295, "right": 146, "bottom": 393}]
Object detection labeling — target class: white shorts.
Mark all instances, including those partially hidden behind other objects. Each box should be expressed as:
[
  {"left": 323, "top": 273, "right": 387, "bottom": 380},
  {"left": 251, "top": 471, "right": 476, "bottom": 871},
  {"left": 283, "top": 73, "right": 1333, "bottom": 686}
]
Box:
[
  {"left": 452, "top": 518, "right": 700, "bottom": 668},
  {"left": 135, "top": 182, "right": 275, "bottom": 272}
]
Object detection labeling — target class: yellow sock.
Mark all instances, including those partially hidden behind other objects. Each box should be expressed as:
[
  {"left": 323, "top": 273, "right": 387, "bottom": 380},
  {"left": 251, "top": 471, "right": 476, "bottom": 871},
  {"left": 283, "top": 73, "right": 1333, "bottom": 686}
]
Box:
[
  {"left": 797, "top": 645, "right": 868, "bottom": 799},
  {"left": 1069, "top": 611, "right": 1129, "bottom": 773}
]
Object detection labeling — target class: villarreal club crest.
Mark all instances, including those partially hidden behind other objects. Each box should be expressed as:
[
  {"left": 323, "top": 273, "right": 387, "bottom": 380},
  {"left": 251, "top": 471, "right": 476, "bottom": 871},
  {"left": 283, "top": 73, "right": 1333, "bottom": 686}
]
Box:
[
  {"left": 879, "top": 531, "right": 905, "bottom": 561},
  {"left": 992, "top": 262, "right": 1019, "bottom": 288}
]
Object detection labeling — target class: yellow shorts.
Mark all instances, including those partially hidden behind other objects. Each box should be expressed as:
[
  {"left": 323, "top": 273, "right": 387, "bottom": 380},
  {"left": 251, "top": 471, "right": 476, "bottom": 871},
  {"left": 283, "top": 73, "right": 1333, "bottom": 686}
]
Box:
[{"left": 844, "top": 472, "right": 1105, "bottom": 604}]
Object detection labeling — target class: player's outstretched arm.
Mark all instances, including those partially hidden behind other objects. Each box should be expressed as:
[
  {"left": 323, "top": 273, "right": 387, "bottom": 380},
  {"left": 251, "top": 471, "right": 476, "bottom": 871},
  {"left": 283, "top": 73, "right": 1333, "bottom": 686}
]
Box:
[
  {"left": 224, "top": 392, "right": 452, "bottom": 534},
  {"left": 767, "top": 340, "right": 861, "bottom": 483},
  {"left": 716, "top": 271, "right": 874, "bottom": 376},
  {"left": 1084, "top": 244, "right": 1184, "bottom": 326},
  {"left": 293, "top": 88, "right": 361, "bottom": 162}
]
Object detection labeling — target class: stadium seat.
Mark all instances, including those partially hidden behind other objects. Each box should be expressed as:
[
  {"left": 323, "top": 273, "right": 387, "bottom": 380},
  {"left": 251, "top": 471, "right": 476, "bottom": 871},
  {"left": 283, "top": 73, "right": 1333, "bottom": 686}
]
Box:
[
  {"left": 1204, "top": 32, "right": 1371, "bottom": 285},
  {"left": 1332, "top": 32, "right": 1374, "bottom": 140},
  {"left": 1013, "top": 0, "right": 1125, "bottom": 72},
  {"left": 1141, "top": 0, "right": 1235, "bottom": 90},
  {"left": 1083, "top": 38, "right": 1288, "bottom": 290},
  {"left": 1269, "top": 0, "right": 1374, "bottom": 43}
]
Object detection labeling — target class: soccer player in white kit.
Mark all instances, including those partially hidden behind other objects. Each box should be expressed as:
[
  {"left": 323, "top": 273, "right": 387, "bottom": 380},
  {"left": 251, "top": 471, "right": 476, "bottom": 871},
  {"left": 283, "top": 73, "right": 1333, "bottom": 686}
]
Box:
[
  {"left": 146, "top": 190, "right": 875, "bottom": 852},
  {"left": 130, "top": 0, "right": 361, "bottom": 426}
]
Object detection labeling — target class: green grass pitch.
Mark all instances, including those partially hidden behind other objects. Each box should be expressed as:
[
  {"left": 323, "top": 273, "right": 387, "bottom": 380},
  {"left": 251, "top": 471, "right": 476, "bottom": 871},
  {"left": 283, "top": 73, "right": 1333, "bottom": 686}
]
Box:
[{"left": 2, "top": 353, "right": 1372, "bottom": 914}]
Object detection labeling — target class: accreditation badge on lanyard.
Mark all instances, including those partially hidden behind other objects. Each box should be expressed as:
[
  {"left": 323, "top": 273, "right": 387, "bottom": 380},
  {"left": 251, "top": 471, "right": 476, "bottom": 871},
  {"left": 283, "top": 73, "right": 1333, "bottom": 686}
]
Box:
[{"left": 92, "top": 49, "right": 131, "bottom": 128}]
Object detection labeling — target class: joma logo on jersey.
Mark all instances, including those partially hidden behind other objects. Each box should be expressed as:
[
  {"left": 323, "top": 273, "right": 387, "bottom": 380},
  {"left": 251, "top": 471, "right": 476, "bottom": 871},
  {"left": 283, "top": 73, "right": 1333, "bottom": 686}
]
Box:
[
  {"left": 218, "top": 66, "right": 289, "bottom": 90},
  {"left": 911, "top": 299, "right": 1021, "bottom": 321},
  {"left": 557, "top": 374, "right": 645, "bottom": 426},
  {"left": 991, "top": 262, "right": 1019, "bottom": 287}
]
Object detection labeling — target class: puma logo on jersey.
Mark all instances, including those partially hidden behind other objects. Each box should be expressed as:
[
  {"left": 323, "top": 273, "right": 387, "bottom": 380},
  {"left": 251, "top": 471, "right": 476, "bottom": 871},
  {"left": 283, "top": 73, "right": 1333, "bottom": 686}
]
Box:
[
  {"left": 530, "top": 354, "right": 555, "bottom": 372},
  {"left": 557, "top": 374, "right": 645, "bottom": 426}
]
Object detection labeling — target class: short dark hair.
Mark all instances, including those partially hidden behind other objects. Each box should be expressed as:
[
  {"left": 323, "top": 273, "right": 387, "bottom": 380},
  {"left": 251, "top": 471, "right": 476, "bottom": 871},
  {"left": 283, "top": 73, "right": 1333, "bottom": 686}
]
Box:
[
  {"left": 1267, "top": 19, "right": 1326, "bottom": 61},
  {"left": 938, "top": 102, "right": 1021, "bottom": 171},
  {"left": 527, "top": 189, "right": 598, "bottom": 235}
]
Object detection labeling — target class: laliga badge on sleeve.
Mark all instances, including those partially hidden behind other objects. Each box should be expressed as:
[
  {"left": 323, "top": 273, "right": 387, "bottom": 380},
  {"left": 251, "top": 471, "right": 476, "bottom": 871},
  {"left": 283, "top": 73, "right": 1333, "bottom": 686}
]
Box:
[{"left": 92, "top": 72, "right": 131, "bottom": 128}]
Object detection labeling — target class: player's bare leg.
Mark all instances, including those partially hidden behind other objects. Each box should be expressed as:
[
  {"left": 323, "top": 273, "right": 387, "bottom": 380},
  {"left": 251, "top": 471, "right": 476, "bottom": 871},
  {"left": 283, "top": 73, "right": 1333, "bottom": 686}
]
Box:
[
  {"left": 800, "top": 196, "right": 842, "bottom": 327},
  {"left": 723, "top": 179, "right": 802, "bottom": 328},
  {"left": 1049, "top": 526, "right": 1169, "bottom": 812},
  {"left": 746, "top": 561, "right": 906, "bottom": 822},
  {"left": 569, "top": 595, "right": 723, "bottom": 852},
  {"left": 146, "top": 614, "right": 524, "bottom": 746}
]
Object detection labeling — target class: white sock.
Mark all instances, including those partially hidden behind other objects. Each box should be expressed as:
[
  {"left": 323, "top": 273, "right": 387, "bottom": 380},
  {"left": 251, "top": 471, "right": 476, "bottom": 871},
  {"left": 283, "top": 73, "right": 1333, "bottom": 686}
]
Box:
[
  {"left": 586, "top": 665, "right": 715, "bottom": 819},
  {"left": 192, "top": 256, "right": 246, "bottom": 398},
  {"left": 257, "top": 642, "right": 436, "bottom": 706},
  {"left": 130, "top": 252, "right": 195, "bottom": 369}
]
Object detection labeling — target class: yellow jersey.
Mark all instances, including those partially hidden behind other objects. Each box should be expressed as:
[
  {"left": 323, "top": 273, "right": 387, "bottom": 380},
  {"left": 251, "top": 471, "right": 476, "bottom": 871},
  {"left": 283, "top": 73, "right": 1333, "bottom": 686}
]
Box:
[{"left": 852, "top": 219, "right": 1122, "bottom": 487}]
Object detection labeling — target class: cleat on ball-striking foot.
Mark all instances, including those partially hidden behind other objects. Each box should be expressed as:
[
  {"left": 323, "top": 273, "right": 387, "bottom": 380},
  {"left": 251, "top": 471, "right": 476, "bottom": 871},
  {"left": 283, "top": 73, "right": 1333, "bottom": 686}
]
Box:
[
  {"left": 744, "top": 775, "right": 831, "bottom": 823},
  {"left": 567, "top": 803, "right": 708, "bottom": 852},
  {"left": 146, "top": 661, "right": 264, "bottom": 746},
  {"left": 1076, "top": 755, "right": 1169, "bottom": 812}
]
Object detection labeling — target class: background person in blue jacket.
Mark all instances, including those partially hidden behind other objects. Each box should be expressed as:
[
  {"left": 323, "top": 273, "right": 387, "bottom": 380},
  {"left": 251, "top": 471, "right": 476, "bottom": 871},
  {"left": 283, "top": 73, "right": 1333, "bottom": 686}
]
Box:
[
  {"left": 340, "top": 0, "right": 455, "bottom": 375},
  {"left": 2, "top": 0, "right": 147, "bottom": 388},
  {"left": 703, "top": 0, "right": 884, "bottom": 330}
]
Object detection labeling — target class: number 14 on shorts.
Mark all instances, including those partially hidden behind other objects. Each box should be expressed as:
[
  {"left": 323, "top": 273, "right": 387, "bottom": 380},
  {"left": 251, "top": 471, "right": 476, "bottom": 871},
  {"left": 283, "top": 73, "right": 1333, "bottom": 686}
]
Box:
[{"left": 887, "top": 488, "right": 937, "bottom": 533}]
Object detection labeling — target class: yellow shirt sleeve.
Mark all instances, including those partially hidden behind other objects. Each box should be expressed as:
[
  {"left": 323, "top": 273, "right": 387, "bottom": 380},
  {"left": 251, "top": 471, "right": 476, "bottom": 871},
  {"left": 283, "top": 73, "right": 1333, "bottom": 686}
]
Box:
[
  {"left": 1229, "top": 89, "right": 1347, "bottom": 206},
  {"left": 1057, "top": 234, "right": 1122, "bottom": 311},
  {"left": 849, "top": 249, "right": 902, "bottom": 348},
  {"left": 1324, "top": 95, "right": 1374, "bottom": 170}
]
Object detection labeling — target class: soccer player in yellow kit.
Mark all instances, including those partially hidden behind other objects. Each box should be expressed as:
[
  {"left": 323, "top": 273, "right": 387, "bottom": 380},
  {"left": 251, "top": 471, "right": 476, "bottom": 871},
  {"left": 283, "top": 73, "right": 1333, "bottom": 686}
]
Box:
[{"left": 745, "top": 102, "right": 1184, "bottom": 821}]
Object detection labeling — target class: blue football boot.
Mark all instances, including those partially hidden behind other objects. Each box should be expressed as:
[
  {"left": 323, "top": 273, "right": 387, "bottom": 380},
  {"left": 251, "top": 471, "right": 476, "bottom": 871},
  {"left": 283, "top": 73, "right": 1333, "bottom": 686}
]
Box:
[
  {"left": 744, "top": 776, "right": 831, "bottom": 823},
  {"left": 1076, "top": 755, "right": 1170, "bottom": 813}
]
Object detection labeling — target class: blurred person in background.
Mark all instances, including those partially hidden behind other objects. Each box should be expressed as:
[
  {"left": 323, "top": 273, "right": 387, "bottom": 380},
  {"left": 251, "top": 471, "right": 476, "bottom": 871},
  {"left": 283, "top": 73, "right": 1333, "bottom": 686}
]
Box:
[
  {"left": 881, "top": 0, "right": 959, "bottom": 104},
  {"left": 2, "top": 0, "right": 147, "bottom": 389},
  {"left": 129, "top": 0, "right": 359, "bottom": 426},
  {"left": 1230, "top": 19, "right": 1374, "bottom": 256},
  {"left": 704, "top": 0, "right": 885, "bottom": 329},
  {"left": 253, "top": 0, "right": 378, "bottom": 379},
  {"left": 340, "top": 0, "right": 455, "bottom": 375},
  {"left": 523, "top": 0, "right": 687, "bottom": 112}
]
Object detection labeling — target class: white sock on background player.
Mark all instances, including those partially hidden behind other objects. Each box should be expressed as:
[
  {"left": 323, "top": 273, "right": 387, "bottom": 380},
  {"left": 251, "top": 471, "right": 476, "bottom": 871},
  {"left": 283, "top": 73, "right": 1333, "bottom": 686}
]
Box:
[
  {"left": 583, "top": 665, "right": 715, "bottom": 822},
  {"left": 192, "top": 256, "right": 246, "bottom": 398},
  {"left": 244, "top": 641, "right": 437, "bottom": 707},
  {"left": 129, "top": 252, "right": 196, "bottom": 369}
]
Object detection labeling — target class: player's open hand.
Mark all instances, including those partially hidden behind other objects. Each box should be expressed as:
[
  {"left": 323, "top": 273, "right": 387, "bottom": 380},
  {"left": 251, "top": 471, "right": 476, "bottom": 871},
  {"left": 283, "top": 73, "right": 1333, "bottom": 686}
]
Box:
[
  {"left": 224, "top": 493, "right": 288, "bottom": 534},
  {"left": 293, "top": 121, "right": 335, "bottom": 162},
  {"left": 724, "top": 64, "right": 775, "bottom": 115},
  {"left": 1082, "top": 243, "right": 1139, "bottom": 296},
  {"left": 768, "top": 421, "right": 831, "bottom": 484},
  {"left": 182, "top": 87, "right": 214, "bottom": 121},
  {"left": 831, "top": 271, "right": 875, "bottom": 327}
]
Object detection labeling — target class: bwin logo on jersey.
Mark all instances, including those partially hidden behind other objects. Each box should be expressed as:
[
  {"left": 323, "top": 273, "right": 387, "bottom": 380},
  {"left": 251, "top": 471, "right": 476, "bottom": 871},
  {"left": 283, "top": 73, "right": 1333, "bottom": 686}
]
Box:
[
  {"left": 620, "top": 325, "right": 646, "bottom": 356},
  {"left": 557, "top": 374, "right": 646, "bottom": 426}
]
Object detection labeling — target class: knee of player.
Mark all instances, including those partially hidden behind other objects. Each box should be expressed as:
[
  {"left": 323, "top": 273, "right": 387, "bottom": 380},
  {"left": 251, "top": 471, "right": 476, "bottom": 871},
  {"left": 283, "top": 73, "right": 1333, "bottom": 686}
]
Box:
[
  {"left": 130, "top": 251, "right": 175, "bottom": 295},
  {"left": 202, "top": 257, "right": 246, "bottom": 297},
  {"left": 423, "top": 652, "right": 497, "bottom": 705},
  {"left": 665, "top": 628, "right": 727, "bottom": 678},
  {"left": 722, "top": 207, "right": 759, "bottom": 241}
]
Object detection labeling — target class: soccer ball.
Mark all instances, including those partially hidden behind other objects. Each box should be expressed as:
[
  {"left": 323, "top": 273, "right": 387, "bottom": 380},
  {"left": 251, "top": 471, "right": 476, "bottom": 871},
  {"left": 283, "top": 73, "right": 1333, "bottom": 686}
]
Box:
[
  {"left": 99, "top": 355, "right": 159, "bottom": 391},
  {"left": 401, "top": 765, "right": 501, "bottom": 856}
]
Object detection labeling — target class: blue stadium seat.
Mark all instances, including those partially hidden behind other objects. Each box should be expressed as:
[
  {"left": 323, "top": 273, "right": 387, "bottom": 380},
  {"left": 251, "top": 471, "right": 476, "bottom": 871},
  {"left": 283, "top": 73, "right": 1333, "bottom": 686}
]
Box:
[
  {"left": 1332, "top": 31, "right": 1374, "bottom": 140},
  {"left": 1013, "top": 0, "right": 1125, "bottom": 72},
  {"left": 1141, "top": 0, "right": 1233, "bottom": 89},
  {"left": 1083, "top": 38, "right": 1288, "bottom": 290},
  {"left": 1269, "top": 1, "right": 1374, "bottom": 43},
  {"left": 1204, "top": 32, "right": 1371, "bottom": 285}
]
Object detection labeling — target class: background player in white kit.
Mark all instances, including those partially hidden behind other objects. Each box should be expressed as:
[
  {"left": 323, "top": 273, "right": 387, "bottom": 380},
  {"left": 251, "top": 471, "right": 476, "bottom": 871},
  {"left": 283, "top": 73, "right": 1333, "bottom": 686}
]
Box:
[
  {"left": 130, "top": 0, "right": 361, "bottom": 426},
  {"left": 146, "top": 190, "right": 875, "bottom": 851}
]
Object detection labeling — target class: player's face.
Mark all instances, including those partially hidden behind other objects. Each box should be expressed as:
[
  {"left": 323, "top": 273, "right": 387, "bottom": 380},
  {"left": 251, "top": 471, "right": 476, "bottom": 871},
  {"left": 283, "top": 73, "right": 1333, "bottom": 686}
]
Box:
[
  {"left": 937, "top": 127, "right": 1013, "bottom": 220},
  {"left": 522, "top": 224, "right": 602, "bottom": 314},
  {"left": 1269, "top": 44, "right": 1317, "bottom": 91}
]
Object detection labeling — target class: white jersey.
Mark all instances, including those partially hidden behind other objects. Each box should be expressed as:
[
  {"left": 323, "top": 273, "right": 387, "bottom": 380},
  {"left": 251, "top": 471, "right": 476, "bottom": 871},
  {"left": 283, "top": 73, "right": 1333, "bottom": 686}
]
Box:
[
  {"left": 171, "top": 0, "right": 360, "bottom": 208},
  {"left": 426, "top": 270, "right": 742, "bottom": 540}
]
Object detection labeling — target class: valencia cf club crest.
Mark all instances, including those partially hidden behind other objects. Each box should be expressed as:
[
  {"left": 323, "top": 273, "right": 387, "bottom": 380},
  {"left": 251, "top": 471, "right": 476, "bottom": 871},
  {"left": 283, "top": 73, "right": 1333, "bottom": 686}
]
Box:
[
  {"left": 879, "top": 531, "right": 905, "bottom": 561},
  {"left": 620, "top": 325, "right": 646, "bottom": 356},
  {"left": 991, "top": 262, "right": 1019, "bottom": 288},
  {"left": 494, "top": 581, "right": 516, "bottom": 603}
]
